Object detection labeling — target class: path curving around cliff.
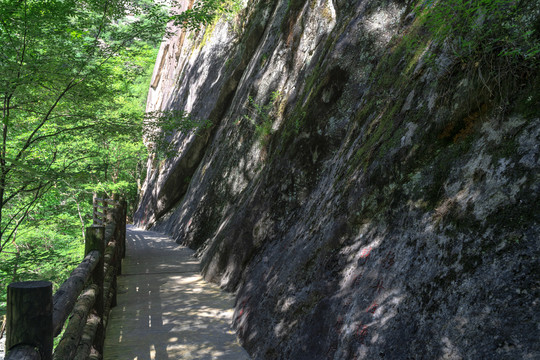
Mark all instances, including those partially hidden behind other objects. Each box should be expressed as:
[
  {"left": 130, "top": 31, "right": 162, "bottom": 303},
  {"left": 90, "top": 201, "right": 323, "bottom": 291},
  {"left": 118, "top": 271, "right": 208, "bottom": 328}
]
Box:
[{"left": 104, "top": 225, "right": 249, "bottom": 360}]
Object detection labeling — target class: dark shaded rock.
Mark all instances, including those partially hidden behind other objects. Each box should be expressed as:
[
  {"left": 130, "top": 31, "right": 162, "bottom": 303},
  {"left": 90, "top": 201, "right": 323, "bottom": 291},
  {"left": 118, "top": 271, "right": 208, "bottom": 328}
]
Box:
[{"left": 135, "top": 0, "right": 540, "bottom": 358}]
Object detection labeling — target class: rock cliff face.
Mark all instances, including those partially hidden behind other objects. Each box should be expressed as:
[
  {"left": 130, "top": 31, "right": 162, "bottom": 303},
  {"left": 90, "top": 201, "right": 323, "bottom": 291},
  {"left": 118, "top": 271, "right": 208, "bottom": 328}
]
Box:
[{"left": 135, "top": 0, "right": 540, "bottom": 358}]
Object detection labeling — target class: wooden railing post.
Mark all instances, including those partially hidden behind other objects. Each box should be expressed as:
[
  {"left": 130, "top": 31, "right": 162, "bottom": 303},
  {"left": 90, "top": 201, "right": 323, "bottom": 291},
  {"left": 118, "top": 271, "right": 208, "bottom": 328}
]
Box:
[
  {"left": 6, "top": 281, "right": 53, "bottom": 360},
  {"left": 120, "top": 198, "right": 127, "bottom": 259},
  {"left": 4, "top": 198, "right": 127, "bottom": 359},
  {"left": 85, "top": 225, "right": 105, "bottom": 357},
  {"left": 103, "top": 194, "right": 110, "bottom": 224},
  {"left": 92, "top": 193, "right": 98, "bottom": 225}
]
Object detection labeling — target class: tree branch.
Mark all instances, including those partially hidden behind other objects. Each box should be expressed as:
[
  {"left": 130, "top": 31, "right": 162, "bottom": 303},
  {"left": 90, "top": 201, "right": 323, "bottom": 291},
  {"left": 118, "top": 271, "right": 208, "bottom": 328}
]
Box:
[
  {"left": 28, "top": 124, "right": 96, "bottom": 145},
  {"left": 0, "top": 180, "right": 52, "bottom": 253},
  {"left": 7, "top": 79, "right": 78, "bottom": 177}
]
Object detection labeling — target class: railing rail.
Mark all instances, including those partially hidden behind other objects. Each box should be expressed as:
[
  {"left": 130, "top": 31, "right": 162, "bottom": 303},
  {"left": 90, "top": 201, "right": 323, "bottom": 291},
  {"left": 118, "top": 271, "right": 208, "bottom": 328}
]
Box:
[
  {"left": 92, "top": 195, "right": 121, "bottom": 226},
  {"left": 4, "top": 197, "right": 127, "bottom": 360}
]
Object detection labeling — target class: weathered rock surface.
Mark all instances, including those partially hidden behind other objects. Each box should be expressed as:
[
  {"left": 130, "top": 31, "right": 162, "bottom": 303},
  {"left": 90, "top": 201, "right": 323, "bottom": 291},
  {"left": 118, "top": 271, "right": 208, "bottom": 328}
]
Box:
[{"left": 135, "top": 0, "right": 540, "bottom": 358}]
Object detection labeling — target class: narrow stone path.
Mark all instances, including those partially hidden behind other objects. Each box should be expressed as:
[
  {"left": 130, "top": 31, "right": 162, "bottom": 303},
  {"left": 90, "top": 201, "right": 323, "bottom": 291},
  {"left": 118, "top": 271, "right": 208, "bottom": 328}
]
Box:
[{"left": 104, "top": 225, "right": 250, "bottom": 360}]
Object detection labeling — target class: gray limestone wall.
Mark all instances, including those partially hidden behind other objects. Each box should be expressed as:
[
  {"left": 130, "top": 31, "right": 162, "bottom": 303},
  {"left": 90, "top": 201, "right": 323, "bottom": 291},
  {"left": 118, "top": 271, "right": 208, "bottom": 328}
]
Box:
[{"left": 134, "top": 0, "right": 540, "bottom": 358}]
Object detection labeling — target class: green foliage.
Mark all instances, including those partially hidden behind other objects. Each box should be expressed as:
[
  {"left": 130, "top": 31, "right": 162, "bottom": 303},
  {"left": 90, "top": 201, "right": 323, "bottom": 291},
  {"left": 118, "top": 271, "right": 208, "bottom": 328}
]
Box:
[
  {"left": 0, "top": 0, "right": 166, "bottom": 251},
  {"left": 0, "top": 186, "right": 87, "bottom": 316},
  {"left": 171, "top": 0, "right": 243, "bottom": 31},
  {"left": 417, "top": 0, "right": 540, "bottom": 63},
  {"left": 0, "top": 238, "right": 84, "bottom": 312},
  {"left": 261, "top": 53, "right": 269, "bottom": 66},
  {"left": 243, "top": 91, "right": 282, "bottom": 146},
  {"left": 0, "top": 0, "right": 166, "bottom": 319},
  {"left": 145, "top": 110, "right": 213, "bottom": 161},
  {"left": 0, "top": 0, "right": 234, "bottom": 323}
]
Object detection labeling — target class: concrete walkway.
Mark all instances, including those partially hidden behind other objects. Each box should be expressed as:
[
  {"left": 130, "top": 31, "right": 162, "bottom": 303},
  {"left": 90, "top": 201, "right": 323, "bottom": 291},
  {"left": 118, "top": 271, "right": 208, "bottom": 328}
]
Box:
[{"left": 104, "top": 226, "right": 250, "bottom": 360}]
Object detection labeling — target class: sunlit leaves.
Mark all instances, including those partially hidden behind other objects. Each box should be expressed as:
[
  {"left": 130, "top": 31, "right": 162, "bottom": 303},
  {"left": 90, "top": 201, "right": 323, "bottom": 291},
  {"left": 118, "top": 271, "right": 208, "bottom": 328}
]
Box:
[
  {"left": 0, "top": 0, "right": 167, "bottom": 253},
  {"left": 416, "top": 0, "right": 540, "bottom": 64},
  {"left": 171, "top": 0, "right": 243, "bottom": 31},
  {"left": 144, "top": 110, "right": 212, "bottom": 159},
  {"left": 0, "top": 0, "right": 231, "bottom": 319}
]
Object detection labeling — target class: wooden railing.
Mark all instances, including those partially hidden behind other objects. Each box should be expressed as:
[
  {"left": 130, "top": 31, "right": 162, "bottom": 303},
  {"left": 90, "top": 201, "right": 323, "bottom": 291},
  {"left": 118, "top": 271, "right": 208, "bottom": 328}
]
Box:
[
  {"left": 4, "top": 198, "right": 127, "bottom": 360},
  {"left": 92, "top": 195, "right": 121, "bottom": 226}
]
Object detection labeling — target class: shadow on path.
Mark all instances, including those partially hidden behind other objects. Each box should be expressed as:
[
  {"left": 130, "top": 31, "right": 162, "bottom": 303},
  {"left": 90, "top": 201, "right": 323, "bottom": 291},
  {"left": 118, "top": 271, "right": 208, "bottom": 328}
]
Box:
[{"left": 104, "top": 226, "right": 250, "bottom": 360}]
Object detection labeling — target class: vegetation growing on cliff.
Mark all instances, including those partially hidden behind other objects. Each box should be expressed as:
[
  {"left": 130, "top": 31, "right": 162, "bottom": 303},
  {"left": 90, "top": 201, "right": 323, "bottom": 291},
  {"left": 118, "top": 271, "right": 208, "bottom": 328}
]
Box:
[
  {"left": 172, "top": 0, "right": 243, "bottom": 31},
  {"left": 420, "top": 0, "right": 539, "bottom": 62},
  {"left": 243, "top": 91, "right": 282, "bottom": 148}
]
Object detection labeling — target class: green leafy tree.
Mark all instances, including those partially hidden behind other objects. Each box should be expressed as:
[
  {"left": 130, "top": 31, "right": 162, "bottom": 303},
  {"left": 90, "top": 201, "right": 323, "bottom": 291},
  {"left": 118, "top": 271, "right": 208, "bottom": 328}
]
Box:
[
  {"left": 0, "top": 0, "right": 168, "bottom": 253},
  {"left": 0, "top": 0, "right": 235, "bottom": 318}
]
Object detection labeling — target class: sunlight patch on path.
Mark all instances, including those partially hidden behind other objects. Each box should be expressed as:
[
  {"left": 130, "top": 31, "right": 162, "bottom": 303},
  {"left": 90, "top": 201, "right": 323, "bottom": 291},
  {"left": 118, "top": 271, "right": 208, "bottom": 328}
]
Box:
[{"left": 104, "top": 225, "right": 249, "bottom": 360}]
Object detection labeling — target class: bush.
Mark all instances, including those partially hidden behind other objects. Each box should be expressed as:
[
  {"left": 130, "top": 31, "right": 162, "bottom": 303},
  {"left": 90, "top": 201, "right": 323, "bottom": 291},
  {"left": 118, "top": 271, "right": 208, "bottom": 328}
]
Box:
[{"left": 418, "top": 0, "right": 540, "bottom": 63}]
